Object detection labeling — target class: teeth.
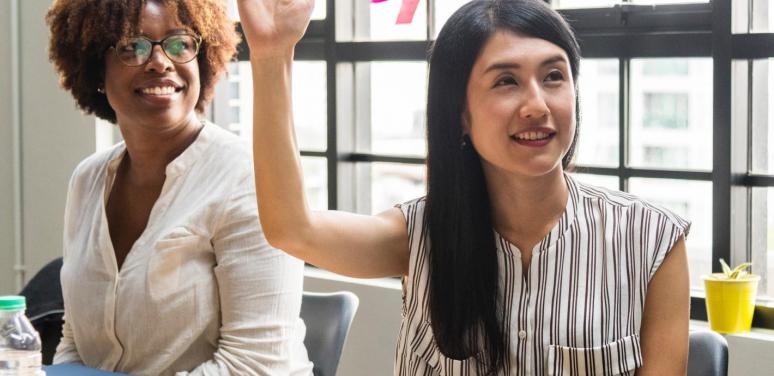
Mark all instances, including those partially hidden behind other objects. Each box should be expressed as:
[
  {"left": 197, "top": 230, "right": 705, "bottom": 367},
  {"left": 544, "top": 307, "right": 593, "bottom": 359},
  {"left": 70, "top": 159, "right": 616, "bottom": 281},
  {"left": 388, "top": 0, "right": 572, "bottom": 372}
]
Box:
[
  {"left": 141, "top": 86, "right": 177, "bottom": 95},
  {"left": 515, "top": 132, "right": 550, "bottom": 140}
]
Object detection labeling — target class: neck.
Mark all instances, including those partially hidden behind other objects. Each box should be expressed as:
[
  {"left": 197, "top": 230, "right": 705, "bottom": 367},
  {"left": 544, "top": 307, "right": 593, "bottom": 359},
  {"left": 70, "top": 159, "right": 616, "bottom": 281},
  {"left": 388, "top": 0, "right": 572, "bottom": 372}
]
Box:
[
  {"left": 483, "top": 165, "right": 568, "bottom": 240},
  {"left": 116, "top": 114, "right": 203, "bottom": 185}
]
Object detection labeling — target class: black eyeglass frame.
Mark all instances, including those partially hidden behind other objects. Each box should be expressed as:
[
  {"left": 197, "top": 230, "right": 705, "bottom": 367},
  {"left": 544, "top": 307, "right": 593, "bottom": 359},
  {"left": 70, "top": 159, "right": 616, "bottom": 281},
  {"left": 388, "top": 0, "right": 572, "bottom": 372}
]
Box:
[{"left": 111, "top": 33, "right": 203, "bottom": 67}]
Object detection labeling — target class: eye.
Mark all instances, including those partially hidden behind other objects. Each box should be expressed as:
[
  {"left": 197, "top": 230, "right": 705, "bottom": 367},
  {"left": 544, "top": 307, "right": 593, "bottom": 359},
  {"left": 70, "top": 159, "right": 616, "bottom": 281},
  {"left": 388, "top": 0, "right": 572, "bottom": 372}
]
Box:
[
  {"left": 545, "top": 70, "right": 565, "bottom": 82},
  {"left": 494, "top": 76, "right": 518, "bottom": 87},
  {"left": 117, "top": 38, "right": 150, "bottom": 59}
]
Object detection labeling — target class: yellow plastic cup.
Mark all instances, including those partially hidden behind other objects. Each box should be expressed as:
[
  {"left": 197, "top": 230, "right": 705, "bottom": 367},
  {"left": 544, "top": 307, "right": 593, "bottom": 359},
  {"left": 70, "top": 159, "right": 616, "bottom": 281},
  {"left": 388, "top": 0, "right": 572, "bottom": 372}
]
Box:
[{"left": 702, "top": 274, "right": 760, "bottom": 334}]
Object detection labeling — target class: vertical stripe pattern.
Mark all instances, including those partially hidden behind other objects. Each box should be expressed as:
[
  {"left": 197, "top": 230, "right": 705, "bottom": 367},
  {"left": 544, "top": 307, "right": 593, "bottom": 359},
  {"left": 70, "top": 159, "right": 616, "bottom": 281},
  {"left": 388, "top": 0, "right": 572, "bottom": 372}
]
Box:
[{"left": 394, "top": 174, "right": 690, "bottom": 376}]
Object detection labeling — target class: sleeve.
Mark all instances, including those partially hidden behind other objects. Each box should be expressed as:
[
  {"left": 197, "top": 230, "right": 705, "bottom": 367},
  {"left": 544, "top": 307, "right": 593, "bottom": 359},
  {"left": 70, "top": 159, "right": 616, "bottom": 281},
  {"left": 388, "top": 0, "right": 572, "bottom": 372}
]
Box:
[
  {"left": 52, "top": 311, "right": 84, "bottom": 364},
  {"left": 53, "top": 166, "right": 85, "bottom": 365},
  {"left": 647, "top": 207, "right": 691, "bottom": 281},
  {"left": 179, "top": 175, "right": 310, "bottom": 376}
]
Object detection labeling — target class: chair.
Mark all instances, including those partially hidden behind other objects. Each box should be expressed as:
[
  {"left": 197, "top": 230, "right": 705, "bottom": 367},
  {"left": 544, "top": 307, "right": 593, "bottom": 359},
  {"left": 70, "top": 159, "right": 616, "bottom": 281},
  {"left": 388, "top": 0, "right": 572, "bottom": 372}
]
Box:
[
  {"left": 300, "top": 291, "right": 359, "bottom": 376},
  {"left": 19, "top": 257, "right": 65, "bottom": 365},
  {"left": 688, "top": 330, "right": 728, "bottom": 376}
]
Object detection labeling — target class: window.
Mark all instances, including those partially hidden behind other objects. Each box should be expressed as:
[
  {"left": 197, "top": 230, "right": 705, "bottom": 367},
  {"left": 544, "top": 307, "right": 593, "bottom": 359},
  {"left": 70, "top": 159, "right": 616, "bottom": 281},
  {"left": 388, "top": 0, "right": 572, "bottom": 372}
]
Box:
[
  {"left": 642, "top": 93, "right": 690, "bottom": 129},
  {"left": 212, "top": 0, "right": 774, "bottom": 329}
]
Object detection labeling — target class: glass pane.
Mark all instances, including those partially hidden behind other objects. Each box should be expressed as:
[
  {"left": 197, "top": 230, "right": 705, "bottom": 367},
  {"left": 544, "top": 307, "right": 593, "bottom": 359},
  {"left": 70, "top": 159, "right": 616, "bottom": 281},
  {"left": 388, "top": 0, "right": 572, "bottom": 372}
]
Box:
[
  {"left": 364, "top": 62, "right": 428, "bottom": 157},
  {"left": 301, "top": 157, "right": 328, "bottom": 211},
  {"left": 628, "top": 178, "right": 712, "bottom": 290},
  {"left": 766, "top": 188, "right": 773, "bottom": 298},
  {"left": 744, "top": 0, "right": 774, "bottom": 33},
  {"left": 751, "top": 59, "right": 774, "bottom": 174},
  {"left": 553, "top": 0, "right": 621, "bottom": 9},
  {"left": 311, "top": 0, "right": 327, "bottom": 20},
  {"left": 371, "top": 163, "right": 426, "bottom": 214},
  {"left": 228, "top": 0, "right": 326, "bottom": 20},
  {"left": 227, "top": 61, "right": 327, "bottom": 151},
  {"left": 292, "top": 62, "right": 327, "bottom": 151},
  {"left": 576, "top": 59, "right": 619, "bottom": 167},
  {"left": 630, "top": 0, "right": 708, "bottom": 3},
  {"left": 368, "top": 0, "right": 427, "bottom": 41},
  {"left": 570, "top": 173, "right": 619, "bottom": 191},
  {"left": 752, "top": 188, "right": 774, "bottom": 298},
  {"left": 434, "top": 0, "right": 471, "bottom": 38},
  {"left": 629, "top": 58, "right": 712, "bottom": 171}
]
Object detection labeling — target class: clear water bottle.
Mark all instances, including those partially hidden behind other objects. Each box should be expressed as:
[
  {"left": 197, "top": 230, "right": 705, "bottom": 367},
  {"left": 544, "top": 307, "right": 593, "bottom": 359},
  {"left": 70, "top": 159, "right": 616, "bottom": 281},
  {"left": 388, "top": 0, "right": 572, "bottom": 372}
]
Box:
[{"left": 0, "top": 296, "right": 45, "bottom": 376}]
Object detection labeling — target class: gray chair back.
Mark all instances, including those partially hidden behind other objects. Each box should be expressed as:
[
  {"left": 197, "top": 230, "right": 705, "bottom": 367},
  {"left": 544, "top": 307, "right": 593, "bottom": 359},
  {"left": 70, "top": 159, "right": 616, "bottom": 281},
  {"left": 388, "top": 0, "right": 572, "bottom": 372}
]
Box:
[
  {"left": 688, "top": 330, "right": 728, "bottom": 376},
  {"left": 300, "top": 291, "right": 359, "bottom": 376}
]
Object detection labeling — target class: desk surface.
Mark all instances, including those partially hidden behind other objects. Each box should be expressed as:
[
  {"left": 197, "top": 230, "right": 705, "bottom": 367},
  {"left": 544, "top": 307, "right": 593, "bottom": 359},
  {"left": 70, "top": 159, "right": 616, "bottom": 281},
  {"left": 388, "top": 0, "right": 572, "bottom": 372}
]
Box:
[{"left": 44, "top": 364, "right": 127, "bottom": 375}]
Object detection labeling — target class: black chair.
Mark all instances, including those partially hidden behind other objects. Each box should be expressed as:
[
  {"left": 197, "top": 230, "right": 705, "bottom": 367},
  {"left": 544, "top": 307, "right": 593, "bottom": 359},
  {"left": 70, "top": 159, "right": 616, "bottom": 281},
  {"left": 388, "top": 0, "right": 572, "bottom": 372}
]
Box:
[
  {"left": 300, "top": 291, "right": 359, "bottom": 376},
  {"left": 687, "top": 330, "right": 728, "bottom": 376},
  {"left": 18, "top": 257, "right": 65, "bottom": 365}
]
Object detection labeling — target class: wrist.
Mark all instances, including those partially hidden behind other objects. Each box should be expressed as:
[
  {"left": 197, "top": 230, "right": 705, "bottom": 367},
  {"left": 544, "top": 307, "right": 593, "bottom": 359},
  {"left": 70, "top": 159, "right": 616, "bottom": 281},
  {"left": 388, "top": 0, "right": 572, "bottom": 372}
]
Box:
[{"left": 248, "top": 46, "right": 295, "bottom": 64}]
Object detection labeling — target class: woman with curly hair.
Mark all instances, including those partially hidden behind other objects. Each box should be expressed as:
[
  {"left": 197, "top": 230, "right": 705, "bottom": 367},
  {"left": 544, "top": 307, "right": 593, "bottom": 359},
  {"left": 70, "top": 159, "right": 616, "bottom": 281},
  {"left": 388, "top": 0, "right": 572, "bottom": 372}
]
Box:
[{"left": 46, "top": 0, "right": 313, "bottom": 374}]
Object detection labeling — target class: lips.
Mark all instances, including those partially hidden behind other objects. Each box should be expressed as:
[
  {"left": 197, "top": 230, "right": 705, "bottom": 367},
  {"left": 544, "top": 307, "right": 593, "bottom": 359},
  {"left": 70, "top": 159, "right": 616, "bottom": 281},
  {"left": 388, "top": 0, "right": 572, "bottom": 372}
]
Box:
[
  {"left": 134, "top": 78, "right": 184, "bottom": 106},
  {"left": 135, "top": 78, "right": 184, "bottom": 95},
  {"left": 510, "top": 128, "right": 557, "bottom": 147}
]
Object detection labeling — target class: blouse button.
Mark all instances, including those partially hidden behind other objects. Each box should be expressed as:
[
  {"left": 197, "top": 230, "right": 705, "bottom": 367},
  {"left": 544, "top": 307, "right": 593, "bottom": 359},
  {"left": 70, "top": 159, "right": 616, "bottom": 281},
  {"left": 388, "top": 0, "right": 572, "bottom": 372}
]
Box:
[{"left": 518, "top": 330, "right": 527, "bottom": 339}]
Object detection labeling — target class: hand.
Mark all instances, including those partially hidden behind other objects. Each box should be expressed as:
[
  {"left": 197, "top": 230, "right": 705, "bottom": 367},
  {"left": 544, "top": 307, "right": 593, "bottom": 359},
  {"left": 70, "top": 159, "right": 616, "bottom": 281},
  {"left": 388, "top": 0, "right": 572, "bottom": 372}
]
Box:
[{"left": 237, "top": 0, "right": 315, "bottom": 59}]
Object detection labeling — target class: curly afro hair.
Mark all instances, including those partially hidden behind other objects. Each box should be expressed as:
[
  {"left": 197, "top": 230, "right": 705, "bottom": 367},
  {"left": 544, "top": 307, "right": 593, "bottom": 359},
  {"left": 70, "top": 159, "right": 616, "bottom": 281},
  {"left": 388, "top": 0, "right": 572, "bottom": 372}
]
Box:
[{"left": 46, "top": 0, "right": 240, "bottom": 123}]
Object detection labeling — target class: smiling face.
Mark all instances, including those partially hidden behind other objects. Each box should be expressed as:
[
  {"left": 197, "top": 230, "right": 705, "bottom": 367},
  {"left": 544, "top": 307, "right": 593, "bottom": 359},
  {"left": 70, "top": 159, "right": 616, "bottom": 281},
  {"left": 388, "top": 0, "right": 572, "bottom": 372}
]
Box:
[
  {"left": 103, "top": 0, "right": 200, "bottom": 131},
  {"left": 464, "top": 31, "right": 576, "bottom": 179}
]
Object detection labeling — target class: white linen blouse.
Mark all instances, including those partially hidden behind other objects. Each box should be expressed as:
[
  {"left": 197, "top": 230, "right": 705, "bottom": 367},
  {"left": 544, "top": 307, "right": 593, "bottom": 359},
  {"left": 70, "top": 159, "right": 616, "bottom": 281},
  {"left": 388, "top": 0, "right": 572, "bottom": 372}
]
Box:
[{"left": 53, "top": 122, "right": 313, "bottom": 376}]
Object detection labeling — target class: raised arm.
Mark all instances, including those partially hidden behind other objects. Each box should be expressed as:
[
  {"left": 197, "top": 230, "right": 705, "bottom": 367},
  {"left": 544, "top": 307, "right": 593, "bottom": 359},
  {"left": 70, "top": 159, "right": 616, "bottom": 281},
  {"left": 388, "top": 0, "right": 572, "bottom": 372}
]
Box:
[{"left": 237, "top": 0, "right": 409, "bottom": 278}]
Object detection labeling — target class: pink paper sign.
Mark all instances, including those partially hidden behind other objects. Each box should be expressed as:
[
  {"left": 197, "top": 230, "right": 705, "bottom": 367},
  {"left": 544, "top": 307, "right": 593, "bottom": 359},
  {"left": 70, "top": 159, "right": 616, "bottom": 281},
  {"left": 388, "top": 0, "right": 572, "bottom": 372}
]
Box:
[
  {"left": 370, "top": 0, "right": 421, "bottom": 25},
  {"left": 396, "top": 0, "right": 421, "bottom": 24}
]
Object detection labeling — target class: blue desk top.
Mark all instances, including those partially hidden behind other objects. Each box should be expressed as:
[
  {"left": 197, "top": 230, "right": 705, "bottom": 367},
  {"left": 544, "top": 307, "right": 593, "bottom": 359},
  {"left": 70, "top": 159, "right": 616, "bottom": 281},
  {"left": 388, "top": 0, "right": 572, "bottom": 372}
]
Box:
[{"left": 44, "top": 364, "right": 127, "bottom": 375}]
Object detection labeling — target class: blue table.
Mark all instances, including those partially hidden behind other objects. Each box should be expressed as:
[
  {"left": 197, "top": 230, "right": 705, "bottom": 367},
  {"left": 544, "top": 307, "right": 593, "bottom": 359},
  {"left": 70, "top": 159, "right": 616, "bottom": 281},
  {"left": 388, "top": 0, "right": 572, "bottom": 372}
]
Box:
[{"left": 44, "top": 364, "right": 127, "bottom": 375}]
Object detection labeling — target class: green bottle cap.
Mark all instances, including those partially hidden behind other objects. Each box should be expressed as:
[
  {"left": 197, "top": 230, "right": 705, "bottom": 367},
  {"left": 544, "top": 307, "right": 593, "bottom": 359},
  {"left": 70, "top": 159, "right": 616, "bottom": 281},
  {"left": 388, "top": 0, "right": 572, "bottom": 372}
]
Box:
[{"left": 0, "top": 295, "right": 26, "bottom": 310}]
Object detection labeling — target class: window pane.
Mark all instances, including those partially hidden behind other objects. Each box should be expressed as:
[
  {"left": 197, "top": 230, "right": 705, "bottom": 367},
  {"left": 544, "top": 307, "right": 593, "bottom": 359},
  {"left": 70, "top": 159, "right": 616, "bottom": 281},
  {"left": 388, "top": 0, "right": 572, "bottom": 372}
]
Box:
[
  {"left": 227, "top": 0, "right": 326, "bottom": 20},
  {"left": 751, "top": 59, "right": 774, "bottom": 174},
  {"left": 570, "top": 173, "right": 619, "bottom": 191},
  {"left": 733, "top": 0, "right": 774, "bottom": 33},
  {"left": 630, "top": 0, "right": 708, "bottom": 3},
  {"left": 310, "top": 0, "right": 327, "bottom": 20},
  {"left": 576, "top": 59, "right": 619, "bottom": 167},
  {"left": 751, "top": 188, "right": 774, "bottom": 299},
  {"left": 629, "top": 58, "right": 712, "bottom": 171},
  {"left": 225, "top": 61, "right": 327, "bottom": 151},
  {"left": 434, "top": 0, "right": 471, "bottom": 38},
  {"left": 371, "top": 163, "right": 426, "bottom": 214},
  {"left": 628, "top": 178, "right": 712, "bottom": 290},
  {"left": 553, "top": 0, "right": 621, "bottom": 9},
  {"left": 301, "top": 157, "right": 328, "bottom": 211},
  {"left": 292, "top": 62, "right": 328, "bottom": 151},
  {"left": 363, "top": 62, "right": 428, "bottom": 157},
  {"left": 367, "top": 0, "right": 427, "bottom": 41}
]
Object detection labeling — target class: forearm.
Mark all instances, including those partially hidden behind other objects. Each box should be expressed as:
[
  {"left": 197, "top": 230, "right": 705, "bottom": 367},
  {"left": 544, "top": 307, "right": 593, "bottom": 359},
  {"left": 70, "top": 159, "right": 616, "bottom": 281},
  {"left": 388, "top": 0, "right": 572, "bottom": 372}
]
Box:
[{"left": 250, "top": 55, "right": 313, "bottom": 252}]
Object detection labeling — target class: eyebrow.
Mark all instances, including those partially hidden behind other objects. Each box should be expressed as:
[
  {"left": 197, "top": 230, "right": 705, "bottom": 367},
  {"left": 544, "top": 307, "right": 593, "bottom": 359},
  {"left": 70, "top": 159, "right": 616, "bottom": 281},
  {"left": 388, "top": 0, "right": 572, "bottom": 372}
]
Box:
[
  {"left": 137, "top": 28, "right": 191, "bottom": 37},
  {"left": 483, "top": 54, "right": 568, "bottom": 74}
]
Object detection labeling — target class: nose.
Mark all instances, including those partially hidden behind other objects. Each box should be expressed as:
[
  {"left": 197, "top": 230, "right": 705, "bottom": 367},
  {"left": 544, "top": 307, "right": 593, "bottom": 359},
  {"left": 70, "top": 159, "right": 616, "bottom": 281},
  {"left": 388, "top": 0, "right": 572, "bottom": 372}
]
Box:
[
  {"left": 518, "top": 81, "right": 550, "bottom": 120},
  {"left": 144, "top": 44, "right": 174, "bottom": 73}
]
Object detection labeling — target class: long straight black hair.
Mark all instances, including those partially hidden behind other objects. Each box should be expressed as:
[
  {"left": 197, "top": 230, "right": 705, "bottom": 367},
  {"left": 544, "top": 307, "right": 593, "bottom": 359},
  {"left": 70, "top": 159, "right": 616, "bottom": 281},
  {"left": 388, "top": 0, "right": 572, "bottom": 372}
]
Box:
[{"left": 424, "top": 0, "right": 581, "bottom": 373}]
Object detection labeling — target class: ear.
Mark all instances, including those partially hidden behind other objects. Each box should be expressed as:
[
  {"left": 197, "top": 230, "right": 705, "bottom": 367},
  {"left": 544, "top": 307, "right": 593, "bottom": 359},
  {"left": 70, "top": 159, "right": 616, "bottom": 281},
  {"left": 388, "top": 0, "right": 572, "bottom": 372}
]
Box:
[{"left": 460, "top": 108, "right": 471, "bottom": 135}]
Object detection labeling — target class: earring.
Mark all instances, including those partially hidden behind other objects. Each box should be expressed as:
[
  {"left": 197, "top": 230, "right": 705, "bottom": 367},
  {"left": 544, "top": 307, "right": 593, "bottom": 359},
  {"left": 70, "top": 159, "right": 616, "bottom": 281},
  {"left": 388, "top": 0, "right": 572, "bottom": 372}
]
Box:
[
  {"left": 460, "top": 134, "right": 470, "bottom": 150},
  {"left": 97, "top": 87, "right": 105, "bottom": 94}
]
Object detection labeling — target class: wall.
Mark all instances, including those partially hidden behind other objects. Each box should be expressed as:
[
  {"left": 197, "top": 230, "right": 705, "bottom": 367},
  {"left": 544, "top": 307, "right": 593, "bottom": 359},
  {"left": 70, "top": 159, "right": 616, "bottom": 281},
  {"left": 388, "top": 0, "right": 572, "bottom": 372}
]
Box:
[
  {"left": 0, "top": 0, "right": 18, "bottom": 294},
  {"left": 0, "top": 0, "right": 95, "bottom": 293}
]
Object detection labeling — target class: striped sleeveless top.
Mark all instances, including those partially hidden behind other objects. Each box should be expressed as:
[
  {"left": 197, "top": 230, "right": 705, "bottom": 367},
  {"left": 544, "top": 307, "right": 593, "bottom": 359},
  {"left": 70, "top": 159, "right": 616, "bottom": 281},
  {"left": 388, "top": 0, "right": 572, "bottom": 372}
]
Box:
[{"left": 394, "top": 173, "right": 690, "bottom": 376}]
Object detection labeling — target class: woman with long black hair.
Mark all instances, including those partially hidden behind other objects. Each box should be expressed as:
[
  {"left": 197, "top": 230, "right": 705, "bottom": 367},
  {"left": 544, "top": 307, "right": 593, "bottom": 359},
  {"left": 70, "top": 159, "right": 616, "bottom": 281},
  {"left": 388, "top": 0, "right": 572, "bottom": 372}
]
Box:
[{"left": 238, "top": 0, "right": 690, "bottom": 374}]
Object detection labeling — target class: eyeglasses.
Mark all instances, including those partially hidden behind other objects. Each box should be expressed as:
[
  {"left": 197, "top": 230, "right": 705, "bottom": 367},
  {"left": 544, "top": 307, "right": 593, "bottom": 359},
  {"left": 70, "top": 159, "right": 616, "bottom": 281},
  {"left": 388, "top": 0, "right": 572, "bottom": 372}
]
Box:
[{"left": 112, "top": 34, "right": 202, "bottom": 67}]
